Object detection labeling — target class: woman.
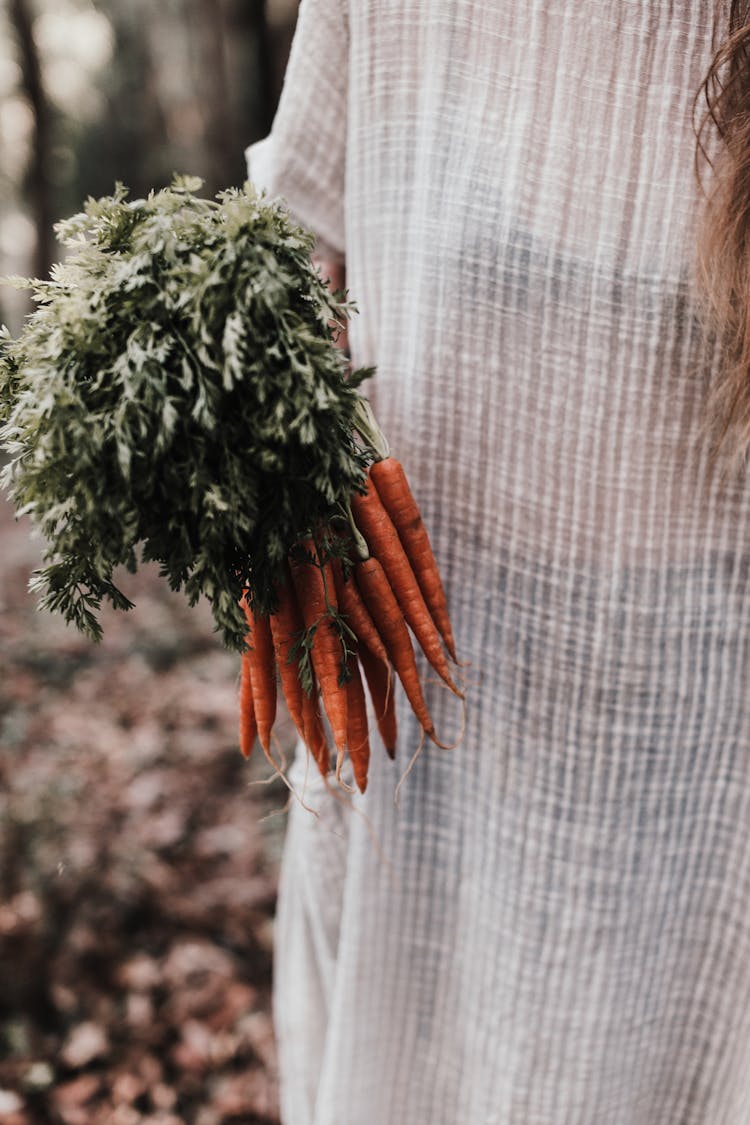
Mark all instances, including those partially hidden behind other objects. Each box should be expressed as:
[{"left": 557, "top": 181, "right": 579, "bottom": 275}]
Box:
[{"left": 246, "top": 3, "right": 750, "bottom": 1122}]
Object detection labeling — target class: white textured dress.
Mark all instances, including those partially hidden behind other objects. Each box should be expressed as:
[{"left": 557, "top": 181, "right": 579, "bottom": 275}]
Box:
[{"left": 246, "top": 3, "right": 750, "bottom": 1122}]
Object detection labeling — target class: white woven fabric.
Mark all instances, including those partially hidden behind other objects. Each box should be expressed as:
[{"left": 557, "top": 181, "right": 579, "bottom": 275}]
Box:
[{"left": 246, "top": 3, "right": 750, "bottom": 1122}]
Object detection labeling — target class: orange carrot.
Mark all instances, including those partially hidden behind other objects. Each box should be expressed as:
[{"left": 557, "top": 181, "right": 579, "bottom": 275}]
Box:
[
  {"left": 239, "top": 648, "right": 257, "bottom": 759},
  {"left": 289, "top": 540, "right": 348, "bottom": 753},
  {"left": 268, "top": 564, "right": 307, "bottom": 743},
  {"left": 345, "top": 655, "right": 371, "bottom": 793},
  {"left": 359, "top": 642, "right": 397, "bottom": 760},
  {"left": 369, "top": 456, "right": 457, "bottom": 661},
  {"left": 351, "top": 476, "right": 462, "bottom": 696},
  {"left": 242, "top": 600, "right": 276, "bottom": 754},
  {"left": 355, "top": 554, "right": 436, "bottom": 739},
  {"left": 301, "top": 670, "right": 331, "bottom": 779},
  {"left": 332, "top": 557, "right": 389, "bottom": 665}
]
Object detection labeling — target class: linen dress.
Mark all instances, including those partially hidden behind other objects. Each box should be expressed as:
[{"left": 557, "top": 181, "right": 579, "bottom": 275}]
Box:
[{"left": 245, "top": 2, "right": 750, "bottom": 1122}]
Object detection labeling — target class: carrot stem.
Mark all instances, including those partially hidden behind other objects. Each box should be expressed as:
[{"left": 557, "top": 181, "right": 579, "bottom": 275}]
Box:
[{"left": 354, "top": 397, "right": 390, "bottom": 460}]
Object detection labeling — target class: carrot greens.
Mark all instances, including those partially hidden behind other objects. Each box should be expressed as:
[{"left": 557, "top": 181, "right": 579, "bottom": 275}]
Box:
[{"left": 0, "top": 177, "right": 373, "bottom": 651}]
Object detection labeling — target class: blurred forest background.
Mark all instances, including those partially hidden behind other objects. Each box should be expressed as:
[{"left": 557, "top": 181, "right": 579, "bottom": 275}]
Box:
[
  {"left": 0, "top": 0, "right": 298, "bottom": 325},
  {"left": 0, "top": 2, "right": 301, "bottom": 1122}
]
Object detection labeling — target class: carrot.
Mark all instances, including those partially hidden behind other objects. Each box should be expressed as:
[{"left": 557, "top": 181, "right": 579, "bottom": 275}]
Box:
[
  {"left": 239, "top": 648, "right": 258, "bottom": 759},
  {"left": 242, "top": 599, "right": 276, "bottom": 754},
  {"left": 369, "top": 456, "right": 457, "bottom": 661},
  {"left": 355, "top": 554, "right": 436, "bottom": 739},
  {"left": 268, "top": 564, "right": 307, "bottom": 743},
  {"left": 345, "top": 655, "right": 371, "bottom": 793},
  {"left": 289, "top": 539, "right": 348, "bottom": 753},
  {"left": 359, "top": 642, "right": 397, "bottom": 760},
  {"left": 332, "top": 557, "right": 389, "bottom": 665},
  {"left": 301, "top": 671, "right": 331, "bottom": 779},
  {"left": 351, "top": 475, "right": 462, "bottom": 696}
]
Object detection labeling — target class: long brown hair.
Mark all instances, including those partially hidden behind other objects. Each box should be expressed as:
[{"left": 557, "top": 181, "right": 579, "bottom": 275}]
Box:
[{"left": 696, "top": 1, "right": 750, "bottom": 474}]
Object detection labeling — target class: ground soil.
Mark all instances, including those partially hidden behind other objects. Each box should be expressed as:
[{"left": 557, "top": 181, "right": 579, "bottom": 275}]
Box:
[{"left": 0, "top": 493, "right": 287, "bottom": 1125}]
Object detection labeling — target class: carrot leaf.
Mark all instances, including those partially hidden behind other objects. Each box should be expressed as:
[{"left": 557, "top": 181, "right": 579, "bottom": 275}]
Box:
[{"left": 0, "top": 178, "right": 372, "bottom": 651}]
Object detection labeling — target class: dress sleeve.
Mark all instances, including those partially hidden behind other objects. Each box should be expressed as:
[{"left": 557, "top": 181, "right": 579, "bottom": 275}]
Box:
[{"left": 245, "top": 0, "right": 348, "bottom": 264}]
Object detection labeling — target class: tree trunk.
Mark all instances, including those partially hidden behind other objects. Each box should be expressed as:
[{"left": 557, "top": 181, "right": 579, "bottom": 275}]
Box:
[
  {"left": 190, "top": 0, "right": 237, "bottom": 192},
  {"left": 250, "top": 0, "right": 275, "bottom": 136},
  {"left": 8, "top": 0, "right": 54, "bottom": 278}
]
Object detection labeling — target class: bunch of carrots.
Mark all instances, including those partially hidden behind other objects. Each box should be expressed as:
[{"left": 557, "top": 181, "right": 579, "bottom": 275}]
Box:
[{"left": 238, "top": 399, "right": 463, "bottom": 794}]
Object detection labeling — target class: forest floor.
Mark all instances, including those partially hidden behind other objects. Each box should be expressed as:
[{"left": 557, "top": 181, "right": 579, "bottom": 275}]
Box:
[{"left": 0, "top": 492, "right": 288, "bottom": 1124}]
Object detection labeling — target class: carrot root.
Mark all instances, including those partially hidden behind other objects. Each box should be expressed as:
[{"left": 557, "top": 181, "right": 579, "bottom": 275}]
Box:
[
  {"left": 242, "top": 601, "right": 277, "bottom": 754},
  {"left": 268, "top": 565, "right": 308, "bottom": 744},
  {"left": 345, "top": 654, "right": 372, "bottom": 793},
  {"left": 351, "top": 477, "right": 463, "bottom": 697},
  {"left": 290, "top": 540, "right": 349, "bottom": 753},
  {"left": 359, "top": 643, "right": 397, "bottom": 760},
  {"left": 355, "top": 554, "right": 436, "bottom": 738},
  {"left": 370, "top": 455, "right": 458, "bottom": 662},
  {"left": 239, "top": 649, "right": 257, "bottom": 759}
]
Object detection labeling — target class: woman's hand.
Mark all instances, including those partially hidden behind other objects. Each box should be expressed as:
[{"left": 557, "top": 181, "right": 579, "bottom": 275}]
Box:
[{"left": 313, "top": 256, "right": 348, "bottom": 355}]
